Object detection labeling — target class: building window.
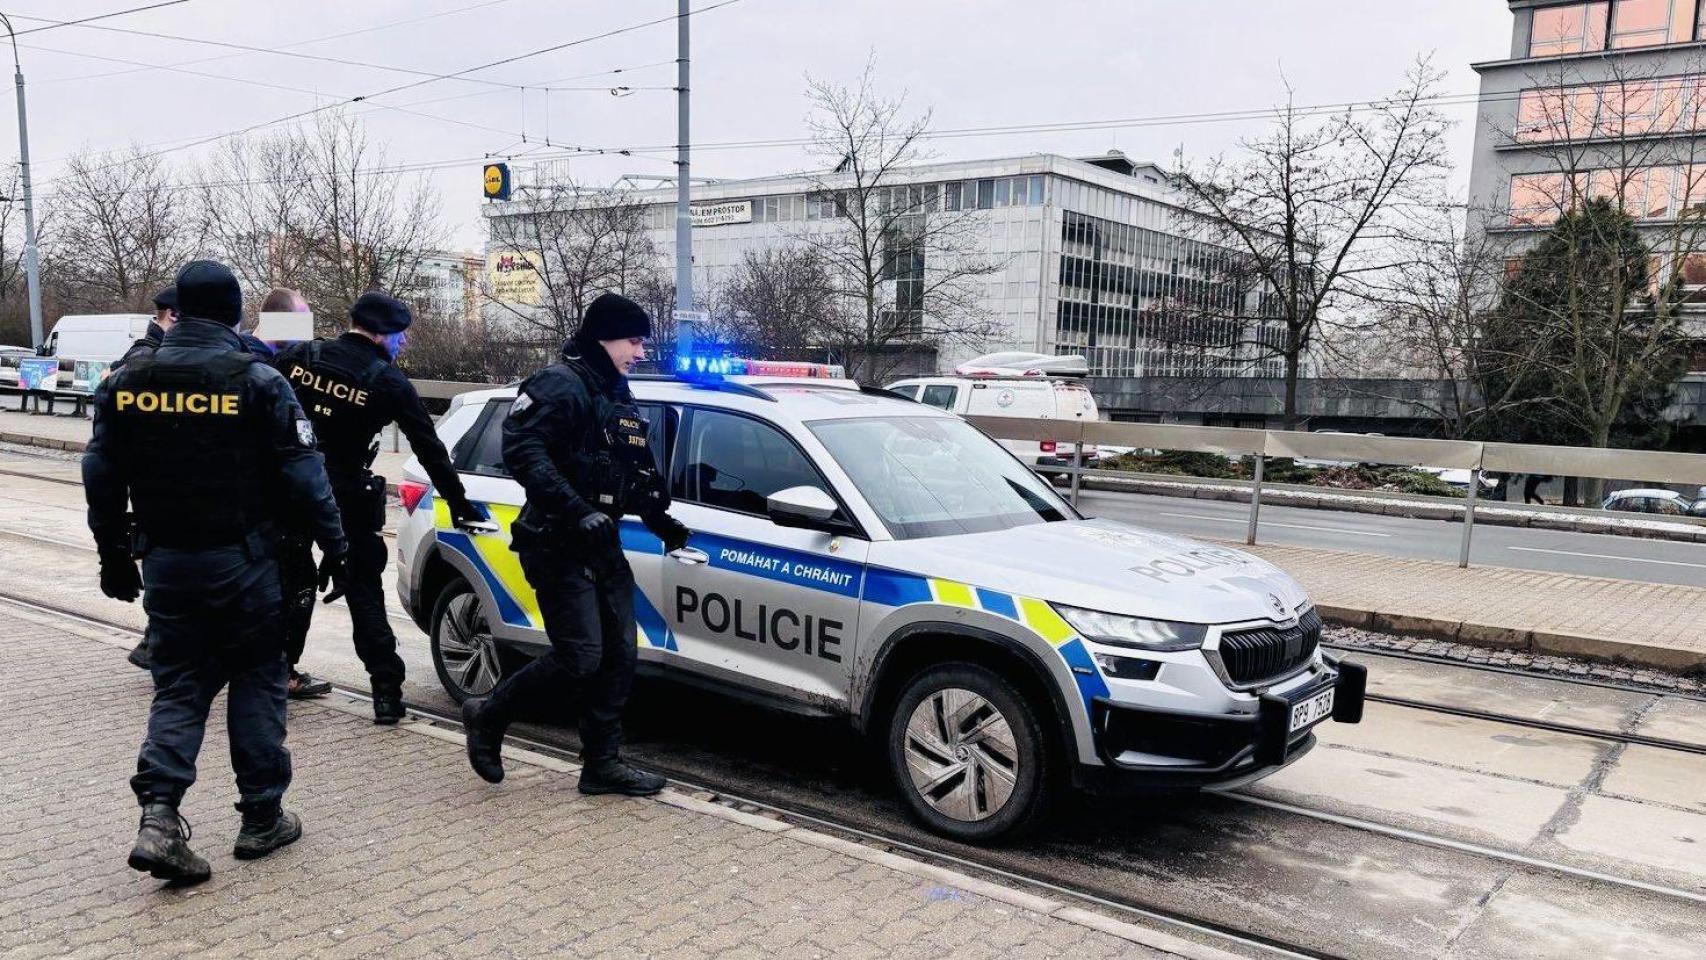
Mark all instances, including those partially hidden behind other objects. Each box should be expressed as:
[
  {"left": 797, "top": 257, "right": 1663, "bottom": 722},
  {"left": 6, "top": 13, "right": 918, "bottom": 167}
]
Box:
[
  {"left": 1508, "top": 172, "right": 1573, "bottom": 225},
  {"left": 1530, "top": 3, "right": 1609, "bottom": 56},
  {"left": 944, "top": 182, "right": 963, "bottom": 211},
  {"left": 1610, "top": 0, "right": 1676, "bottom": 47},
  {"left": 976, "top": 179, "right": 995, "bottom": 210}
]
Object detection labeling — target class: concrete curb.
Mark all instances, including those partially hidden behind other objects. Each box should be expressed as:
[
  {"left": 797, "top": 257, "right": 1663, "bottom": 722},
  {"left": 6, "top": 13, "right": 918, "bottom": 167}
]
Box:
[
  {"left": 1080, "top": 474, "right": 1706, "bottom": 545},
  {"left": 1317, "top": 604, "right": 1706, "bottom": 673}
]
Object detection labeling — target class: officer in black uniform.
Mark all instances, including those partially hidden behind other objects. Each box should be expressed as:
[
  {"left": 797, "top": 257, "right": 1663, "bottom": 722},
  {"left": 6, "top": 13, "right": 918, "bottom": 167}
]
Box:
[
  {"left": 117, "top": 286, "right": 180, "bottom": 671},
  {"left": 84, "top": 261, "right": 347, "bottom": 886},
  {"left": 461, "top": 293, "right": 691, "bottom": 795},
  {"left": 272, "top": 291, "right": 482, "bottom": 723}
]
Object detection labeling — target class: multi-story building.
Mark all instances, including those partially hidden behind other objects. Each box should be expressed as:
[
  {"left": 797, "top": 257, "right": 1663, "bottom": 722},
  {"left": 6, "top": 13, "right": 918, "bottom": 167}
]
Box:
[
  {"left": 1469, "top": 1, "right": 1706, "bottom": 284},
  {"left": 483, "top": 151, "right": 1280, "bottom": 405},
  {"left": 419, "top": 250, "right": 485, "bottom": 327}
]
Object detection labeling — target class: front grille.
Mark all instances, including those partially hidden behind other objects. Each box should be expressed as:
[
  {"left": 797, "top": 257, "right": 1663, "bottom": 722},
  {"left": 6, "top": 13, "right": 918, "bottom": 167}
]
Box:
[{"left": 1217, "top": 607, "right": 1321, "bottom": 686}]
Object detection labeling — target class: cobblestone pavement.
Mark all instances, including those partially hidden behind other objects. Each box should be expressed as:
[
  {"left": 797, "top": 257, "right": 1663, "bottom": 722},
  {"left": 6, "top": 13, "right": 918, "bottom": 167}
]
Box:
[{"left": 0, "top": 605, "right": 1174, "bottom": 960}]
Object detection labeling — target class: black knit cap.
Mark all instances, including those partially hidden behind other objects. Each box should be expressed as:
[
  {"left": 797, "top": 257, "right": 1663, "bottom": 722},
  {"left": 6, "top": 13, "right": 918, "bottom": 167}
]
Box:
[
  {"left": 174, "top": 261, "right": 242, "bottom": 326},
  {"left": 350, "top": 291, "right": 414, "bottom": 335},
  {"left": 576, "top": 292, "right": 651, "bottom": 342},
  {"left": 152, "top": 286, "right": 177, "bottom": 312}
]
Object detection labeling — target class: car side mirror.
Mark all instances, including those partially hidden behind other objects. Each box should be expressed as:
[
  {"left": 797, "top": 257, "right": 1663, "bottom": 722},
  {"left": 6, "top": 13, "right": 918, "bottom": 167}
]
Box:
[{"left": 766, "top": 485, "right": 847, "bottom": 533}]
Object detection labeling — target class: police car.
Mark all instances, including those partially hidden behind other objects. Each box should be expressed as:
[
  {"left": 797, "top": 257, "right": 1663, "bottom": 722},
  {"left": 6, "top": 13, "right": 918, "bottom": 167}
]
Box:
[{"left": 395, "top": 358, "right": 1365, "bottom": 841}]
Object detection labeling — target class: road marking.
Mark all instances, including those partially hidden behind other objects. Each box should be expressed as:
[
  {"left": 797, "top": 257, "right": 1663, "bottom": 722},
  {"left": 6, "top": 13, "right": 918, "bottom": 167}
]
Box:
[
  {"left": 1507, "top": 546, "right": 1706, "bottom": 569},
  {"left": 1160, "top": 512, "right": 1392, "bottom": 538}
]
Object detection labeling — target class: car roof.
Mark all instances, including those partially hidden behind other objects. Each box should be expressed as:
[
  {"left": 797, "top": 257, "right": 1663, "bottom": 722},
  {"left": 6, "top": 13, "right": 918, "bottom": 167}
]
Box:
[
  {"left": 451, "top": 377, "right": 956, "bottom": 423},
  {"left": 1609, "top": 488, "right": 1680, "bottom": 499}
]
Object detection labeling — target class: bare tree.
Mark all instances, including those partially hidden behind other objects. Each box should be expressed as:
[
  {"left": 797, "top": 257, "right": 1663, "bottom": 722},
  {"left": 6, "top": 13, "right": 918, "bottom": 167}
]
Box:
[
  {"left": 49, "top": 146, "right": 197, "bottom": 315},
  {"left": 294, "top": 112, "right": 444, "bottom": 330},
  {"left": 720, "top": 246, "right": 843, "bottom": 358},
  {"left": 1174, "top": 59, "right": 1454, "bottom": 427},
  {"left": 485, "top": 169, "right": 666, "bottom": 348},
  {"left": 0, "top": 166, "right": 46, "bottom": 344},
  {"left": 193, "top": 132, "right": 318, "bottom": 301},
  {"left": 794, "top": 58, "right": 1002, "bottom": 383}
]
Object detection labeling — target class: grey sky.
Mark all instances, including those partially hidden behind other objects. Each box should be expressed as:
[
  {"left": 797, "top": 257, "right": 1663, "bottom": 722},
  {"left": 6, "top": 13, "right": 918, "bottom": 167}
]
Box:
[{"left": 8, "top": 0, "right": 1513, "bottom": 248}]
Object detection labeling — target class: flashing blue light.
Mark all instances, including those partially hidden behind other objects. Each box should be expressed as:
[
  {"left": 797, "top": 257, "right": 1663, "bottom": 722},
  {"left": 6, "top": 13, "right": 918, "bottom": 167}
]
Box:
[{"left": 675, "top": 353, "right": 743, "bottom": 381}]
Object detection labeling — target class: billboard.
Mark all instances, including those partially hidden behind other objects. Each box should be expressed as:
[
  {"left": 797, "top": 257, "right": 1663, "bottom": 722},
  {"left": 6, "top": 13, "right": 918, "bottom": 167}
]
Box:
[
  {"left": 689, "top": 200, "right": 753, "bottom": 227},
  {"left": 486, "top": 250, "right": 543, "bottom": 305},
  {"left": 18, "top": 358, "right": 58, "bottom": 392}
]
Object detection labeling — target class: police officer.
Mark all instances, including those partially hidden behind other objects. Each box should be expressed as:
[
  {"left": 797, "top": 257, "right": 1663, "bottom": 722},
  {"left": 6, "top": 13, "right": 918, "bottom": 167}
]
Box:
[
  {"left": 84, "top": 260, "right": 347, "bottom": 885},
  {"left": 461, "top": 293, "right": 690, "bottom": 795},
  {"left": 272, "top": 291, "right": 482, "bottom": 723},
  {"left": 118, "top": 286, "right": 180, "bottom": 671}
]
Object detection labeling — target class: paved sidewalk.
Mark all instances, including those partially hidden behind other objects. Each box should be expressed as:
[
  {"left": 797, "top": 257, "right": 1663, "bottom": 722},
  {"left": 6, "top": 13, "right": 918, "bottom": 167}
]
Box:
[
  {"left": 0, "top": 604, "right": 1193, "bottom": 960},
  {"left": 4, "top": 406, "right": 1700, "bottom": 672},
  {"left": 1243, "top": 542, "right": 1706, "bottom": 671}
]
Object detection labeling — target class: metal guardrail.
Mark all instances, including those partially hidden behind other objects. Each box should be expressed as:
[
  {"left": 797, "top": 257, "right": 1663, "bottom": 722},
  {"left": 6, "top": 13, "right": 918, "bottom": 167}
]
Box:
[{"left": 966, "top": 415, "right": 1706, "bottom": 569}]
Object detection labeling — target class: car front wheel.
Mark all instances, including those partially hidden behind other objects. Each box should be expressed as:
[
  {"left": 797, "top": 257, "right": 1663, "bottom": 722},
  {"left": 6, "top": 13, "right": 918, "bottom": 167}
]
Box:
[
  {"left": 430, "top": 580, "right": 505, "bottom": 703},
  {"left": 886, "top": 661, "right": 1054, "bottom": 842}
]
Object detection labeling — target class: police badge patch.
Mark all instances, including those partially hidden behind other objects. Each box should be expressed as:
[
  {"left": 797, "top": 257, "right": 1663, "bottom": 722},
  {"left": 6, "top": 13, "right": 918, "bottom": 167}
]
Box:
[
  {"left": 295, "top": 417, "right": 316, "bottom": 447},
  {"left": 511, "top": 392, "right": 533, "bottom": 414}
]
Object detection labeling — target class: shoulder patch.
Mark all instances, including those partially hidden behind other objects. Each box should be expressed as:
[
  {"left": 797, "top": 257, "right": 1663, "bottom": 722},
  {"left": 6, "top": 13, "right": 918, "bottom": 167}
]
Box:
[
  {"left": 295, "top": 416, "right": 316, "bottom": 447},
  {"left": 510, "top": 392, "right": 533, "bottom": 414}
]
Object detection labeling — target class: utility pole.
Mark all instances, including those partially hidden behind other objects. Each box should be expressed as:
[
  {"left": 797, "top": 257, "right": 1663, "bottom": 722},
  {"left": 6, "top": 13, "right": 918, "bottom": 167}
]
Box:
[
  {"left": 0, "top": 16, "right": 42, "bottom": 350},
  {"left": 673, "top": 0, "right": 695, "bottom": 358}
]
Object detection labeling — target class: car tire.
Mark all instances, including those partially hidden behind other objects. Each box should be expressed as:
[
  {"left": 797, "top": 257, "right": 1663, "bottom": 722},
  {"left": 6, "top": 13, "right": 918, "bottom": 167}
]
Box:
[
  {"left": 429, "top": 579, "right": 505, "bottom": 704},
  {"left": 886, "top": 661, "right": 1055, "bottom": 842}
]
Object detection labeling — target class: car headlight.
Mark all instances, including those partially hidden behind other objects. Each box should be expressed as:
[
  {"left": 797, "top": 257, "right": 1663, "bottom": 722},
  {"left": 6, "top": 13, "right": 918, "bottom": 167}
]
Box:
[{"left": 1053, "top": 604, "right": 1209, "bottom": 651}]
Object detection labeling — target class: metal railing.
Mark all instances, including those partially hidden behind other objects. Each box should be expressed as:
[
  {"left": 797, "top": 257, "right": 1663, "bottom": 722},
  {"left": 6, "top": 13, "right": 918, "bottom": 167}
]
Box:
[{"left": 965, "top": 415, "right": 1706, "bottom": 568}]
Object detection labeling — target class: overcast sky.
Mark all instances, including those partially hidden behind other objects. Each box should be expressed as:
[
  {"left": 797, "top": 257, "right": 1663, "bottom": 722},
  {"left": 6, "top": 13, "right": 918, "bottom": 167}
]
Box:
[{"left": 7, "top": 0, "right": 1514, "bottom": 248}]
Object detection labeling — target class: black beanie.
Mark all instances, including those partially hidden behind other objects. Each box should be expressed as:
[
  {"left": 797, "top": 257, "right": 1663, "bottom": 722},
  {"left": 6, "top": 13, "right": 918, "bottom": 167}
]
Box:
[
  {"left": 576, "top": 292, "right": 651, "bottom": 343},
  {"left": 152, "top": 286, "right": 177, "bottom": 312},
  {"left": 175, "top": 261, "right": 242, "bottom": 326},
  {"left": 350, "top": 291, "right": 414, "bottom": 334}
]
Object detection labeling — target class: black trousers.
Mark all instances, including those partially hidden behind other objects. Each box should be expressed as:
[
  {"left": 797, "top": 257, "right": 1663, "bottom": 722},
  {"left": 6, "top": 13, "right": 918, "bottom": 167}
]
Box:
[
  {"left": 283, "top": 483, "right": 405, "bottom": 687},
  {"left": 483, "top": 549, "right": 636, "bottom": 764},
  {"left": 130, "top": 545, "right": 291, "bottom": 814}
]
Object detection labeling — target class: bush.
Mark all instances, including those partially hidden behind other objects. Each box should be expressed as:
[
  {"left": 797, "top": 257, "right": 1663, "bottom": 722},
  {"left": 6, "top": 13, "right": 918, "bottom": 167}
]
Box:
[{"left": 1100, "top": 450, "right": 1245, "bottom": 479}]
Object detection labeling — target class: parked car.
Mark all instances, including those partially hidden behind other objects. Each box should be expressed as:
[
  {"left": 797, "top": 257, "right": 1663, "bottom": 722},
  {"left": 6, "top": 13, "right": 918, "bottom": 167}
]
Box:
[
  {"left": 1601, "top": 488, "right": 1706, "bottom": 517},
  {"left": 887, "top": 354, "right": 1100, "bottom": 478}
]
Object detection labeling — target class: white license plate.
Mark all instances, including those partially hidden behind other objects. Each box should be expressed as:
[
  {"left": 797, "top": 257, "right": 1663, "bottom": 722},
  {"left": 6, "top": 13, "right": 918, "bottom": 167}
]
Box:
[{"left": 1289, "top": 688, "right": 1335, "bottom": 733}]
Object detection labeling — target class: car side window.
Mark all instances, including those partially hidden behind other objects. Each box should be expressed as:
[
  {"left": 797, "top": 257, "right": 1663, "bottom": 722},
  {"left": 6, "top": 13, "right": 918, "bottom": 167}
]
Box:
[
  {"left": 454, "top": 399, "right": 514, "bottom": 477},
  {"left": 1653, "top": 497, "right": 1683, "bottom": 515},
  {"left": 674, "top": 408, "right": 833, "bottom": 517},
  {"left": 920, "top": 384, "right": 958, "bottom": 410},
  {"left": 635, "top": 401, "right": 675, "bottom": 475}
]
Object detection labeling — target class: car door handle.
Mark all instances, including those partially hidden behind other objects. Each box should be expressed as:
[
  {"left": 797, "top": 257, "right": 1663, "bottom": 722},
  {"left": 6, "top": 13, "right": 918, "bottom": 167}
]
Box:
[{"left": 669, "top": 547, "right": 709, "bottom": 565}]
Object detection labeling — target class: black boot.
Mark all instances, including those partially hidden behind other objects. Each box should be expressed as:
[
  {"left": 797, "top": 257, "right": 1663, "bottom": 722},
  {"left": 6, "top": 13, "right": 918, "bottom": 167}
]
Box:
[
  {"left": 288, "top": 670, "right": 332, "bottom": 699},
  {"left": 578, "top": 757, "right": 666, "bottom": 797},
  {"left": 372, "top": 683, "right": 405, "bottom": 725},
  {"left": 462, "top": 696, "right": 506, "bottom": 784},
  {"left": 127, "top": 639, "right": 153, "bottom": 670},
  {"left": 233, "top": 807, "right": 302, "bottom": 860},
  {"left": 127, "top": 803, "right": 210, "bottom": 885}
]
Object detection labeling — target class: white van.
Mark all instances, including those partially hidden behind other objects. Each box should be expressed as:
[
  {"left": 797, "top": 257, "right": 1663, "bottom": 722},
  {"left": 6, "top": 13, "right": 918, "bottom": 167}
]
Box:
[
  {"left": 885, "top": 368, "right": 1100, "bottom": 476},
  {"left": 42, "top": 314, "right": 154, "bottom": 363}
]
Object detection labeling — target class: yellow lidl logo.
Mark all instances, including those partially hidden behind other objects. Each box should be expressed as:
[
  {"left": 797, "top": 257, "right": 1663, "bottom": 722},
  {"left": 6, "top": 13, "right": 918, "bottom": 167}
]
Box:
[{"left": 483, "top": 163, "right": 511, "bottom": 200}]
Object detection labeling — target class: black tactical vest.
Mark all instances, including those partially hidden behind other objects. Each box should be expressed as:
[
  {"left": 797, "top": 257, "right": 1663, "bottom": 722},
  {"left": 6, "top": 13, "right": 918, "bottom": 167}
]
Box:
[
  {"left": 281, "top": 340, "right": 388, "bottom": 482},
  {"left": 109, "top": 352, "right": 265, "bottom": 549}
]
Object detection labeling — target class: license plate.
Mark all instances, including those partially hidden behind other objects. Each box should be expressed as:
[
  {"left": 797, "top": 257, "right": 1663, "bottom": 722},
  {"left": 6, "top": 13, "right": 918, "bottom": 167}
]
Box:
[{"left": 1289, "top": 688, "right": 1335, "bottom": 733}]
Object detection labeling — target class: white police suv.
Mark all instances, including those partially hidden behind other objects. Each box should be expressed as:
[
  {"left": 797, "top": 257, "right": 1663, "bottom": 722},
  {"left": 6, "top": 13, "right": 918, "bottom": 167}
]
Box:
[{"left": 395, "top": 360, "right": 1365, "bottom": 841}]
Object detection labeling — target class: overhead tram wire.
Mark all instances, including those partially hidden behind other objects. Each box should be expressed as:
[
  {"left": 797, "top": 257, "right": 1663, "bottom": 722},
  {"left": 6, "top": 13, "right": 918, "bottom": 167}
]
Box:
[
  {"left": 39, "top": 0, "right": 750, "bottom": 182},
  {"left": 36, "top": 0, "right": 526, "bottom": 85},
  {"left": 9, "top": 0, "right": 190, "bottom": 37}
]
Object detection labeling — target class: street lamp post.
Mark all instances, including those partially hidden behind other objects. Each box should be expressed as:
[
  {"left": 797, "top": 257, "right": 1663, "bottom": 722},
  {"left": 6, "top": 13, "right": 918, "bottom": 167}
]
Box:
[{"left": 0, "top": 15, "right": 43, "bottom": 350}]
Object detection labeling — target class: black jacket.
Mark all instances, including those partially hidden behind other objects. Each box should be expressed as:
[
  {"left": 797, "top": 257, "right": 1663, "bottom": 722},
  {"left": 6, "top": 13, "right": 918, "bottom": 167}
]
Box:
[
  {"left": 109, "top": 322, "right": 166, "bottom": 373},
  {"left": 83, "top": 318, "right": 346, "bottom": 557},
  {"left": 272, "top": 333, "right": 467, "bottom": 506},
  {"left": 502, "top": 338, "right": 680, "bottom": 548}
]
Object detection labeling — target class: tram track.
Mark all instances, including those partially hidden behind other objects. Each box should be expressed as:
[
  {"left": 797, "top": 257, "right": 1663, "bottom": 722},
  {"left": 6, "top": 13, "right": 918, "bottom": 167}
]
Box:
[{"left": 3, "top": 586, "right": 1704, "bottom": 960}]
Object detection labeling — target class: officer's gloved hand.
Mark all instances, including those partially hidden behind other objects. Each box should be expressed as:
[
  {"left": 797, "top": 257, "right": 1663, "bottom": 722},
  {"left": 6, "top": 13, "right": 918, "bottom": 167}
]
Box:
[
  {"left": 98, "top": 550, "right": 141, "bottom": 603},
  {"left": 577, "top": 511, "right": 619, "bottom": 547},
  {"left": 448, "top": 497, "right": 486, "bottom": 529},
  {"left": 658, "top": 516, "right": 692, "bottom": 554},
  {"left": 318, "top": 549, "right": 350, "bottom": 604}
]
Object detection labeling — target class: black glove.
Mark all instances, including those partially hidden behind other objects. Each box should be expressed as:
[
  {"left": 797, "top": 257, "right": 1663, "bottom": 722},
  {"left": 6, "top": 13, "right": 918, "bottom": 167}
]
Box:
[
  {"left": 658, "top": 516, "right": 691, "bottom": 554},
  {"left": 448, "top": 496, "right": 485, "bottom": 527},
  {"left": 318, "top": 549, "right": 349, "bottom": 604},
  {"left": 98, "top": 551, "right": 141, "bottom": 603},
  {"left": 577, "top": 511, "right": 618, "bottom": 547}
]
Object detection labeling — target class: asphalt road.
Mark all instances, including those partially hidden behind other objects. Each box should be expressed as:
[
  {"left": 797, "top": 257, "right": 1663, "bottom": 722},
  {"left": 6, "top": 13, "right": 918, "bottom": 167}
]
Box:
[{"left": 1079, "top": 490, "right": 1706, "bottom": 588}]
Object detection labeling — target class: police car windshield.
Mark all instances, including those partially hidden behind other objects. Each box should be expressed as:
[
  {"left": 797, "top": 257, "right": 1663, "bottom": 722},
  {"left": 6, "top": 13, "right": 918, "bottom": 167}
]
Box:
[{"left": 809, "top": 417, "right": 1076, "bottom": 539}]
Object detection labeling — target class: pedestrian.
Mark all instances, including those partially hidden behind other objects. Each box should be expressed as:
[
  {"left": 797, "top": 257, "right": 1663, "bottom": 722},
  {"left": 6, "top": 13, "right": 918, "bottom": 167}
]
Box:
[
  {"left": 271, "top": 291, "right": 483, "bottom": 723},
  {"left": 84, "top": 260, "right": 347, "bottom": 886},
  {"left": 461, "top": 292, "right": 691, "bottom": 795},
  {"left": 258, "top": 288, "right": 334, "bottom": 699},
  {"left": 1523, "top": 474, "right": 1549, "bottom": 505},
  {"left": 117, "top": 286, "right": 180, "bottom": 672}
]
